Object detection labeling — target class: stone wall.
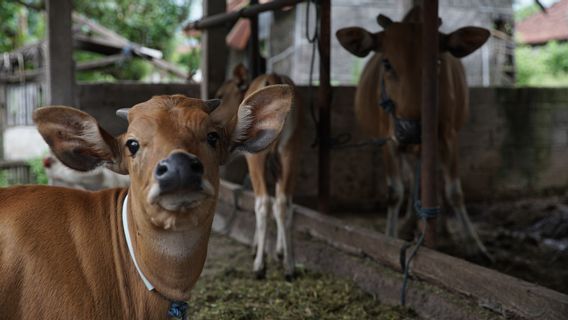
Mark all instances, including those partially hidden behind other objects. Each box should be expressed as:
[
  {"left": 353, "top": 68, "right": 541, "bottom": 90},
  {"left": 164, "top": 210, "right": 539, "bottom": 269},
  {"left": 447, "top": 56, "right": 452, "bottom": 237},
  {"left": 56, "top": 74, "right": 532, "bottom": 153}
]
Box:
[
  {"left": 287, "top": 86, "right": 568, "bottom": 208},
  {"left": 78, "top": 83, "right": 200, "bottom": 135},
  {"left": 74, "top": 83, "right": 568, "bottom": 207}
]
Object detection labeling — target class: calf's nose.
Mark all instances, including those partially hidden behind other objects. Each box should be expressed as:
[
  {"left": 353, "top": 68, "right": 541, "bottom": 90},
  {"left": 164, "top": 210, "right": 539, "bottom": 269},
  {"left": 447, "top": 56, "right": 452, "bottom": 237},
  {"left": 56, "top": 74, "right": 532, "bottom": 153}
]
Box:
[{"left": 154, "top": 152, "right": 204, "bottom": 194}]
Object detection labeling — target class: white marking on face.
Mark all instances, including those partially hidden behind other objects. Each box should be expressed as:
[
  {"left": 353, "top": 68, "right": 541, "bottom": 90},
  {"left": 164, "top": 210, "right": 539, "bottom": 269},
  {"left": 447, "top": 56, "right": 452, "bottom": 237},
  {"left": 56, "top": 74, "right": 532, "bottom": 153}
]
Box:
[{"left": 146, "top": 179, "right": 216, "bottom": 212}]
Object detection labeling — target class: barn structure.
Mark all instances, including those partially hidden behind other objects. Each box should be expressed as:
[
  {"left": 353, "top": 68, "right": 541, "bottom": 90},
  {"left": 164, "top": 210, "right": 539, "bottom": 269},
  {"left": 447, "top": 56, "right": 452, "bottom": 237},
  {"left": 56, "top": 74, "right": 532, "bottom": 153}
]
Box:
[{"left": 0, "top": 0, "right": 567, "bottom": 319}]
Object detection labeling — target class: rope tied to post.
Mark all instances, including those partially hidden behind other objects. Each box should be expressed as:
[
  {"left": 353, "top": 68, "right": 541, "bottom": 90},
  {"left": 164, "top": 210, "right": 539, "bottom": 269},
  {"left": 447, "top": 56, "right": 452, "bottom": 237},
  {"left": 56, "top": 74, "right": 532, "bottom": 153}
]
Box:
[{"left": 399, "top": 159, "right": 440, "bottom": 306}]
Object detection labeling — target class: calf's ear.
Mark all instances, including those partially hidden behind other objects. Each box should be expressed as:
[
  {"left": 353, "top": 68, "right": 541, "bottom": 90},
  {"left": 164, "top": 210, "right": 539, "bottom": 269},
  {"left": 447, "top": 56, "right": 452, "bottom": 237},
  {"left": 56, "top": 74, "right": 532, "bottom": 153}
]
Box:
[
  {"left": 442, "top": 27, "right": 490, "bottom": 58},
  {"left": 229, "top": 84, "right": 293, "bottom": 153},
  {"left": 336, "top": 27, "right": 383, "bottom": 57},
  {"left": 33, "top": 106, "right": 127, "bottom": 174}
]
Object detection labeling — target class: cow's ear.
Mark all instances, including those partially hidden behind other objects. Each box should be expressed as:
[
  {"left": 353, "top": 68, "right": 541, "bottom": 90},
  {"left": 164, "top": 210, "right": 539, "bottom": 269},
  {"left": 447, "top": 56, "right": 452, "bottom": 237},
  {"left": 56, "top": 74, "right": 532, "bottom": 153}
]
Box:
[
  {"left": 229, "top": 85, "right": 292, "bottom": 153},
  {"left": 377, "top": 14, "right": 393, "bottom": 29},
  {"left": 442, "top": 27, "right": 490, "bottom": 58},
  {"left": 33, "top": 106, "right": 127, "bottom": 174},
  {"left": 336, "top": 27, "right": 383, "bottom": 57}
]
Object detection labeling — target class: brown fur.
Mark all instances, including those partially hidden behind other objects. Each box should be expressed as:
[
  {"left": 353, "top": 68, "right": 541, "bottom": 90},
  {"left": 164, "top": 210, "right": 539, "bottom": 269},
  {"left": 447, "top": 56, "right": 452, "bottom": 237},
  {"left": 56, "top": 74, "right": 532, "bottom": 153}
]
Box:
[
  {"left": 216, "top": 68, "right": 302, "bottom": 278},
  {"left": 0, "top": 87, "right": 293, "bottom": 318}
]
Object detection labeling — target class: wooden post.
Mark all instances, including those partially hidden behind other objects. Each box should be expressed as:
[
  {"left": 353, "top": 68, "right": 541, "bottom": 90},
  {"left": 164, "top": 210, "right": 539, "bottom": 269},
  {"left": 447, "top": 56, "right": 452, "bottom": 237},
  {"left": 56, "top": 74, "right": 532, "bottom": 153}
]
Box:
[
  {"left": 0, "top": 83, "right": 4, "bottom": 160},
  {"left": 318, "top": 0, "right": 331, "bottom": 215},
  {"left": 45, "top": 0, "right": 75, "bottom": 106},
  {"left": 249, "top": 0, "right": 261, "bottom": 78},
  {"left": 420, "top": 0, "right": 439, "bottom": 247},
  {"left": 200, "top": 0, "right": 228, "bottom": 99}
]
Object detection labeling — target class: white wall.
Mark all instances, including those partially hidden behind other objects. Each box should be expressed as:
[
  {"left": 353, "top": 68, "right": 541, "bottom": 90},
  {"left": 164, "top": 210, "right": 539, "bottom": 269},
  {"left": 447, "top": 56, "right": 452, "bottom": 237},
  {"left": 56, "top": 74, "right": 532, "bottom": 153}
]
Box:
[{"left": 3, "top": 126, "right": 49, "bottom": 160}]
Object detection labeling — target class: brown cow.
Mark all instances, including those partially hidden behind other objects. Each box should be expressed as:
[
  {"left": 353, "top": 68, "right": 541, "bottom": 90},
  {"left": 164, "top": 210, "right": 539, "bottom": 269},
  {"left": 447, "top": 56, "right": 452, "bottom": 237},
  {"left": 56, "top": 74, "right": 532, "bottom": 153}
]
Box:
[
  {"left": 336, "top": 7, "right": 491, "bottom": 258},
  {"left": 0, "top": 85, "right": 292, "bottom": 319},
  {"left": 216, "top": 64, "right": 302, "bottom": 279}
]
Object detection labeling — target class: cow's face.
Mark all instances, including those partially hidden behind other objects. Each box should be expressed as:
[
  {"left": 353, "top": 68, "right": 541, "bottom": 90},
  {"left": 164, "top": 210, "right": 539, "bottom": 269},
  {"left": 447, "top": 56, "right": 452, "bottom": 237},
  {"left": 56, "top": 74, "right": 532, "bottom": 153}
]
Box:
[
  {"left": 120, "top": 96, "right": 226, "bottom": 218},
  {"left": 34, "top": 86, "right": 292, "bottom": 229},
  {"left": 336, "top": 15, "right": 489, "bottom": 116}
]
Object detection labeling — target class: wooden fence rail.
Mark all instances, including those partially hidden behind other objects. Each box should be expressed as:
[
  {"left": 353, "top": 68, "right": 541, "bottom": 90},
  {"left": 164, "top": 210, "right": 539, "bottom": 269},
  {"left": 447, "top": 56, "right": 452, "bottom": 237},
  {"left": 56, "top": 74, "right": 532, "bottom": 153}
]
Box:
[{"left": 0, "top": 160, "right": 34, "bottom": 185}]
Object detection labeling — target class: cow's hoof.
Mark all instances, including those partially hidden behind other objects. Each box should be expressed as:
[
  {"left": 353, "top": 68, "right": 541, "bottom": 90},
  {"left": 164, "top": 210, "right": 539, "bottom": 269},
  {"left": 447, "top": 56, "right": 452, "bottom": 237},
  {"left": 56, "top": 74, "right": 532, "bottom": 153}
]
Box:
[
  {"left": 254, "top": 268, "right": 266, "bottom": 280},
  {"left": 284, "top": 271, "right": 295, "bottom": 282}
]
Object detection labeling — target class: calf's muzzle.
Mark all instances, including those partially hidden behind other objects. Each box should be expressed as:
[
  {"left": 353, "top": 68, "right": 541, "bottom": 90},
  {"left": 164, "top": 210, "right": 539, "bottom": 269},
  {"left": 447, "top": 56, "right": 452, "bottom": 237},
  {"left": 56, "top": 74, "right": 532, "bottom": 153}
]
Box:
[{"left": 155, "top": 152, "right": 204, "bottom": 194}]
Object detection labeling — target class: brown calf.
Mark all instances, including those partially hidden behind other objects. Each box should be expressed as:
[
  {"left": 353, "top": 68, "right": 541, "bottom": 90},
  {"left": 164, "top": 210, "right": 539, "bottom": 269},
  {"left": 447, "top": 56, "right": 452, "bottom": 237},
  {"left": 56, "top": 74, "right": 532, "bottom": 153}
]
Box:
[
  {"left": 0, "top": 85, "right": 292, "bottom": 319},
  {"left": 336, "top": 7, "right": 491, "bottom": 258},
  {"left": 216, "top": 65, "right": 302, "bottom": 279}
]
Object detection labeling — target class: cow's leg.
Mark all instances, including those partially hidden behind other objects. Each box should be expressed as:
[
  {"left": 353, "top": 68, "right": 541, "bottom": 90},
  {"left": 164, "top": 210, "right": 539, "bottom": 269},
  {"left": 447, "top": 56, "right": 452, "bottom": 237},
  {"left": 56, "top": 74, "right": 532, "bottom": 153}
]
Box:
[
  {"left": 246, "top": 152, "right": 270, "bottom": 279},
  {"left": 273, "top": 148, "right": 296, "bottom": 280},
  {"left": 441, "top": 133, "right": 493, "bottom": 261},
  {"left": 384, "top": 142, "right": 404, "bottom": 238}
]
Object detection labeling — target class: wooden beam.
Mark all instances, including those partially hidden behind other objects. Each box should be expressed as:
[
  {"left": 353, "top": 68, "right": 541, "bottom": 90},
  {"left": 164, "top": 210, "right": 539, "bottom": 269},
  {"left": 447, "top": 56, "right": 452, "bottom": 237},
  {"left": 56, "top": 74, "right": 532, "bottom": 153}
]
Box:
[
  {"left": 200, "top": 0, "right": 227, "bottom": 99},
  {"left": 249, "top": 0, "right": 261, "bottom": 78},
  {"left": 318, "top": 0, "right": 331, "bottom": 214},
  {"left": 0, "top": 69, "right": 43, "bottom": 82},
  {"left": 75, "top": 54, "right": 124, "bottom": 71},
  {"left": 217, "top": 179, "right": 568, "bottom": 320},
  {"left": 46, "top": 0, "right": 75, "bottom": 105},
  {"left": 183, "top": 0, "right": 305, "bottom": 31},
  {"left": 420, "top": 0, "right": 439, "bottom": 246}
]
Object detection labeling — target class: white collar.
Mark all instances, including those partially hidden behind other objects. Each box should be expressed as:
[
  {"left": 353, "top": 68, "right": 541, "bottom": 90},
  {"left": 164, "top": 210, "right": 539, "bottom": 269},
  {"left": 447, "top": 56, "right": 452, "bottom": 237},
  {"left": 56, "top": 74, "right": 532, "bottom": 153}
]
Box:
[{"left": 122, "top": 194, "right": 155, "bottom": 291}]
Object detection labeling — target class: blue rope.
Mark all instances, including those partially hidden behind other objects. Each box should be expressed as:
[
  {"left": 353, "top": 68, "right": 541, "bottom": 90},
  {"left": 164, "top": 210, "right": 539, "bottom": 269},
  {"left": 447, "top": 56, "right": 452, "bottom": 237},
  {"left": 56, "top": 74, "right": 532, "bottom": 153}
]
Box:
[
  {"left": 168, "top": 301, "right": 188, "bottom": 319},
  {"left": 400, "top": 159, "right": 440, "bottom": 306},
  {"left": 412, "top": 158, "right": 440, "bottom": 220}
]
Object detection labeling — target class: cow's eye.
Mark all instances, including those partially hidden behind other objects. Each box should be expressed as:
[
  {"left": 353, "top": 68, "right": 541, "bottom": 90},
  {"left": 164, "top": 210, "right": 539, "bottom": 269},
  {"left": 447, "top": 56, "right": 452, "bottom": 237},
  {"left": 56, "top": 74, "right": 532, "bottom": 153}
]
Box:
[
  {"left": 207, "top": 132, "right": 219, "bottom": 148},
  {"left": 126, "top": 139, "right": 140, "bottom": 156}
]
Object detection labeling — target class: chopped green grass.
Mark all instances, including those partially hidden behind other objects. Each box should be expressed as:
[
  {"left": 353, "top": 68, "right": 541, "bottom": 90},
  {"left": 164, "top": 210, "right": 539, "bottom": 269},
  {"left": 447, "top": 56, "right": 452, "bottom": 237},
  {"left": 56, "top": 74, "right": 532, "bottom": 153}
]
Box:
[{"left": 188, "top": 234, "right": 418, "bottom": 320}]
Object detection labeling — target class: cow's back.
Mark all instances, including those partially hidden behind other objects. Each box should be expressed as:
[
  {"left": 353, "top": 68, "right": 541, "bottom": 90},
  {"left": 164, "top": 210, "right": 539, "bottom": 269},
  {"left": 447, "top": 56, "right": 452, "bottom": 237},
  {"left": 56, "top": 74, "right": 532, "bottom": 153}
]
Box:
[{"left": 0, "top": 186, "right": 127, "bottom": 319}]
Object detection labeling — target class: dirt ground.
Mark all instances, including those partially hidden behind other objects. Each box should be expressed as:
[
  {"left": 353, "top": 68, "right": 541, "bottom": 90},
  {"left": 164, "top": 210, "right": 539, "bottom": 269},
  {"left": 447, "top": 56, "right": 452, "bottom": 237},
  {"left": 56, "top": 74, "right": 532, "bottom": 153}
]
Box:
[
  {"left": 333, "top": 194, "right": 568, "bottom": 295},
  {"left": 188, "top": 233, "right": 419, "bottom": 319}
]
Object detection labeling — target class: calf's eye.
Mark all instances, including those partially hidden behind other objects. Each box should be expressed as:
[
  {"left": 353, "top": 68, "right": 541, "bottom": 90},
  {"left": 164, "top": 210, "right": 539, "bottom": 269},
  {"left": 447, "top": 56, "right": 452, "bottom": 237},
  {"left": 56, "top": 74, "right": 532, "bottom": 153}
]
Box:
[
  {"left": 207, "top": 132, "right": 219, "bottom": 148},
  {"left": 126, "top": 139, "right": 140, "bottom": 156}
]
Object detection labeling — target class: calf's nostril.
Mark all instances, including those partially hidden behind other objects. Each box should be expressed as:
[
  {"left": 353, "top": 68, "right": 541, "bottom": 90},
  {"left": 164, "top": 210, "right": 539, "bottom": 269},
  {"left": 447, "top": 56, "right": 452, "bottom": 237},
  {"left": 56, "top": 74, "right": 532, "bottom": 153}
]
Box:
[
  {"left": 155, "top": 162, "right": 169, "bottom": 177},
  {"left": 190, "top": 158, "right": 203, "bottom": 174}
]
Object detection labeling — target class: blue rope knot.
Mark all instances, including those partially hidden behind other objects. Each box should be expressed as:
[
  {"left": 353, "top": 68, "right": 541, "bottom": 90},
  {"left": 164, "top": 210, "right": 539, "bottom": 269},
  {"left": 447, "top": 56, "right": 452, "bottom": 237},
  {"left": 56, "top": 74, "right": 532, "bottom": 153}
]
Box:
[
  {"left": 379, "top": 98, "right": 396, "bottom": 114},
  {"left": 414, "top": 200, "right": 440, "bottom": 219},
  {"left": 168, "top": 301, "right": 188, "bottom": 319}
]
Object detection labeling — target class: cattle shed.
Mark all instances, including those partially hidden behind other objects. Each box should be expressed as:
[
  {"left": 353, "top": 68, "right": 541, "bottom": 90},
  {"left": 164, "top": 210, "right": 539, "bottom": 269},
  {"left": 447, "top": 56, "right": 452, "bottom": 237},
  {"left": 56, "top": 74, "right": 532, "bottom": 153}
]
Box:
[{"left": 0, "top": 0, "right": 567, "bottom": 319}]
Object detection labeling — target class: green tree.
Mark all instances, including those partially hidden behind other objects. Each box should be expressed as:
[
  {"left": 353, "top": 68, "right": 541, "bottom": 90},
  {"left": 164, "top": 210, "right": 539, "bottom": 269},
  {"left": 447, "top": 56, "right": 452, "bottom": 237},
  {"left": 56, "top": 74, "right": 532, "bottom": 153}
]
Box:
[
  {"left": 1, "top": 0, "right": 193, "bottom": 81},
  {"left": 74, "top": 0, "right": 190, "bottom": 59},
  {"left": 0, "top": 2, "right": 44, "bottom": 52},
  {"left": 516, "top": 41, "right": 568, "bottom": 87},
  {"left": 514, "top": 3, "right": 539, "bottom": 22}
]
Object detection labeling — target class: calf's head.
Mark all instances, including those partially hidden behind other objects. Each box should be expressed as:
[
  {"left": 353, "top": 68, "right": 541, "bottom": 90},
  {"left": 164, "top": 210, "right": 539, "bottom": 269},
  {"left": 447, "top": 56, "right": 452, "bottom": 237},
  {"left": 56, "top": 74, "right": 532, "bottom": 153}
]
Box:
[
  {"left": 336, "top": 9, "right": 490, "bottom": 117},
  {"left": 33, "top": 85, "right": 292, "bottom": 229}
]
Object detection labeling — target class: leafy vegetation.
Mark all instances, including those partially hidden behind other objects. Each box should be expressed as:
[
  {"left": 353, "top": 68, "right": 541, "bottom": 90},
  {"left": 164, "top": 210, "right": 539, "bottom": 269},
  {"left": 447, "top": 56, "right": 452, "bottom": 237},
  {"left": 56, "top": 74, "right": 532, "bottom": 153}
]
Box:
[
  {"left": 1, "top": 0, "right": 193, "bottom": 81},
  {"left": 516, "top": 41, "right": 568, "bottom": 86},
  {"left": 514, "top": 3, "right": 540, "bottom": 22},
  {"left": 514, "top": 1, "right": 568, "bottom": 87},
  {"left": 28, "top": 157, "right": 48, "bottom": 185},
  {"left": 74, "top": 0, "right": 190, "bottom": 59}
]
